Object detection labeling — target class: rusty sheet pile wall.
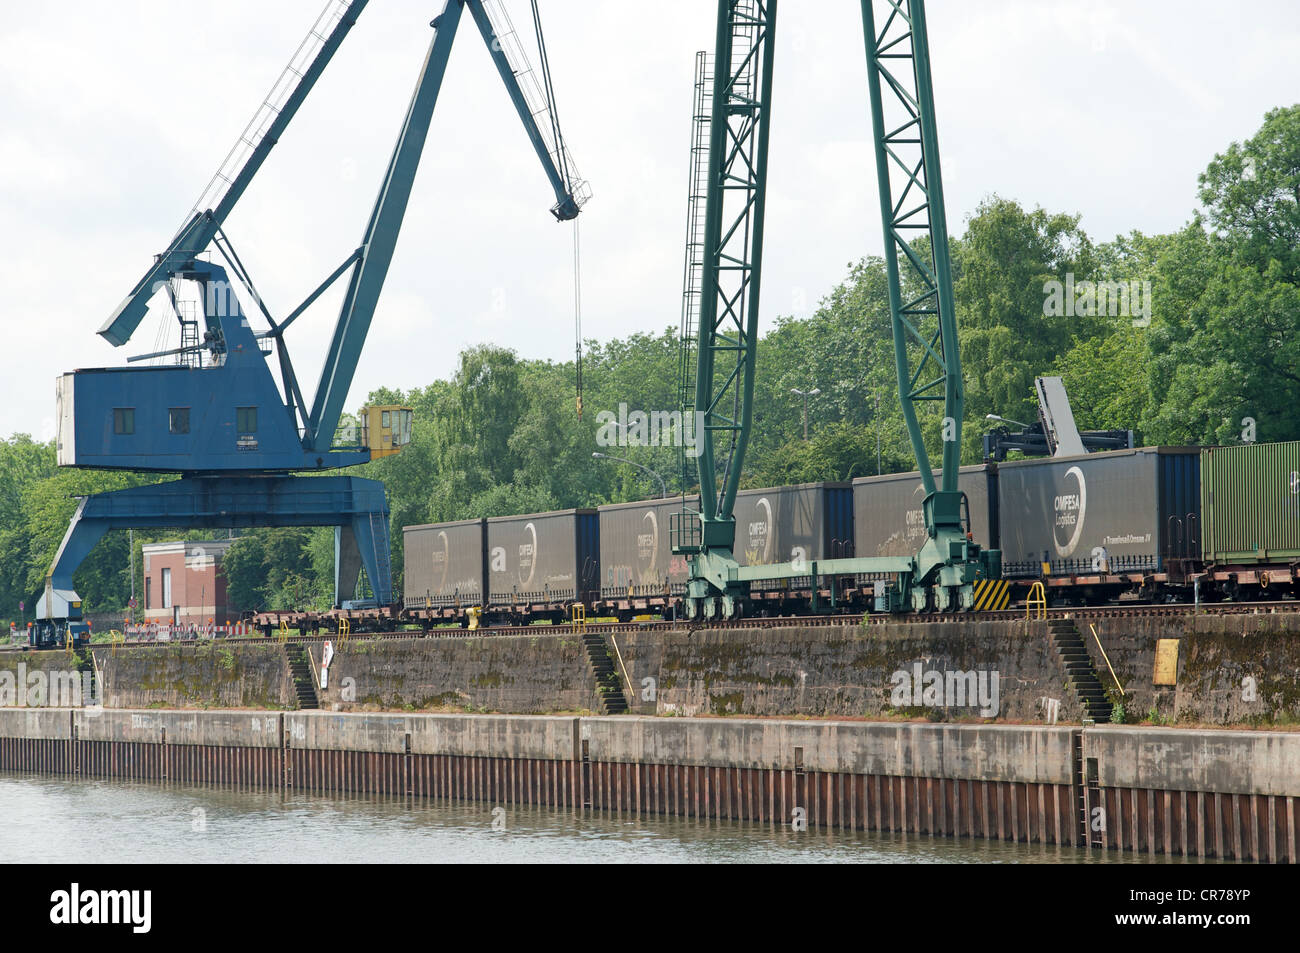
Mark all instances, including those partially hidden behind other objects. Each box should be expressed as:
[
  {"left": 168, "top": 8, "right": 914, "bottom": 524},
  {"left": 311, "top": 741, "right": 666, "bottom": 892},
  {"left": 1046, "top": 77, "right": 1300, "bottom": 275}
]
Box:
[{"left": 0, "top": 710, "right": 1294, "bottom": 862}]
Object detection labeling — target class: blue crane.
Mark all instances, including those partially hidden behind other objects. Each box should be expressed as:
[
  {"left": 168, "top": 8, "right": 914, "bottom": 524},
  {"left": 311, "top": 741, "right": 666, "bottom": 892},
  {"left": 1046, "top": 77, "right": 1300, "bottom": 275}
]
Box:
[{"left": 35, "top": 0, "right": 587, "bottom": 646}]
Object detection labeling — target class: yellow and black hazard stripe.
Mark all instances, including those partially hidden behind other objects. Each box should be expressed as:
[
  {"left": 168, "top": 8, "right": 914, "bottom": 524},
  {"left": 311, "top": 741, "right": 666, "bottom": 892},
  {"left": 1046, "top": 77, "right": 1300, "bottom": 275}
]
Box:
[{"left": 972, "top": 578, "right": 1011, "bottom": 611}]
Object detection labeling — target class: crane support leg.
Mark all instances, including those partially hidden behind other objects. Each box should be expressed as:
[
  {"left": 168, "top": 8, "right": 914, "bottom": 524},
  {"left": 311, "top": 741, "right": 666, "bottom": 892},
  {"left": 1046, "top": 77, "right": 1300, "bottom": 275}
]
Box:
[
  {"left": 336, "top": 526, "right": 364, "bottom": 606},
  {"left": 673, "top": 0, "right": 1002, "bottom": 618},
  {"left": 334, "top": 513, "right": 392, "bottom": 608},
  {"left": 674, "top": 0, "right": 777, "bottom": 621},
  {"left": 36, "top": 475, "right": 393, "bottom": 624},
  {"left": 860, "top": 0, "right": 1000, "bottom": 610}
]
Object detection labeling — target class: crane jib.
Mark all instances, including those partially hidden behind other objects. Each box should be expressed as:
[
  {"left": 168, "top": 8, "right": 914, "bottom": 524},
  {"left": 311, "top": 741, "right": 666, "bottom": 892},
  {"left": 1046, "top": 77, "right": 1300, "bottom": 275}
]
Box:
[{"left": 97, "top": 0, "right": 370, "bottom": 349}]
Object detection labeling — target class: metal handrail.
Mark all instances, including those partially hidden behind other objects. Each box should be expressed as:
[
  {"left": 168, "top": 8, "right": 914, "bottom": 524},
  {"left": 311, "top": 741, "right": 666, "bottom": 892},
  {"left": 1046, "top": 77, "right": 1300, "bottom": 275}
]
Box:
[
  {"left": 1089, "top": 623, "right": 1125, "bottom": 696},
  {"left": 1025, "top": 581, "right": 1047, "bottom": 620},
  {"left": 608, "top": 633, "right": 634, "bottom": 705}
]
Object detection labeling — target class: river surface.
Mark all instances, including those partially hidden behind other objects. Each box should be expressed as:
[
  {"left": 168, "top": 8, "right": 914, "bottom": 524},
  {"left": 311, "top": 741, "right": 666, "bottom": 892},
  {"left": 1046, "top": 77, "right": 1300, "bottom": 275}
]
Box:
[{"left": 0, "top": 772, "right": 1215, "bottom": 863}]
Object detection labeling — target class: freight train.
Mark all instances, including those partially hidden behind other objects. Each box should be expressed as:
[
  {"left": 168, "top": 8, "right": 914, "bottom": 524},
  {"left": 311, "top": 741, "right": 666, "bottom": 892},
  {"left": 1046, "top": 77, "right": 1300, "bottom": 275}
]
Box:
[{"left": 260, "top": 440, "right": 1300, "bottom": 629}]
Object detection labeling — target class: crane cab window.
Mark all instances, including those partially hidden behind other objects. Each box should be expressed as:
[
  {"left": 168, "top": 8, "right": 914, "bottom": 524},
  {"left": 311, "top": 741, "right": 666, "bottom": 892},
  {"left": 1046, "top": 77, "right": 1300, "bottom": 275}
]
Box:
[
  {"left": 169, "top": 408, "right": 190, "bottom": 434},
  {"left": 236, "top": 407, "right": 257, "bottom": 434},
  {"left": 113, "top": 408, "right": 135, "bottom": 435}
]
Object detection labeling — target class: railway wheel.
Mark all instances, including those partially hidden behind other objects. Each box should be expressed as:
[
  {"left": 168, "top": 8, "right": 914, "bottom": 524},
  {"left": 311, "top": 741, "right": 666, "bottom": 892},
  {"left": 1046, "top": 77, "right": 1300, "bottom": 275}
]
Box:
[
  {"left": 932, "top": 585, "right": 953, "bottom": 613},
  {"left": 910, "top": 586, "right": 930, "bottom": 614}
]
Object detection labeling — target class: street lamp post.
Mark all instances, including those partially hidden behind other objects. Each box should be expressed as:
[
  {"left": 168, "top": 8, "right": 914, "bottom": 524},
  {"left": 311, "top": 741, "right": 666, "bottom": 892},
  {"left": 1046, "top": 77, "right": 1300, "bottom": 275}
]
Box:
[
  {"left": 592, "top": 452, "right": 668, "bottom": 498},
  {"left": 790, "top": 387, "right": 821, "bottom": 441}
]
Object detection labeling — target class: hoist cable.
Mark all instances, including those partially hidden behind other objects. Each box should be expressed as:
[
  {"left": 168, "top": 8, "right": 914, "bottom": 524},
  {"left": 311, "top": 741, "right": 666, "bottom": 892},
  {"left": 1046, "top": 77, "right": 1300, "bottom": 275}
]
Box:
[
  {"left": 530, "top": 0, "right": 572, "bottom": 191},
  {"left": 573, "top": 217, "right": 583, "bottom": 419}
]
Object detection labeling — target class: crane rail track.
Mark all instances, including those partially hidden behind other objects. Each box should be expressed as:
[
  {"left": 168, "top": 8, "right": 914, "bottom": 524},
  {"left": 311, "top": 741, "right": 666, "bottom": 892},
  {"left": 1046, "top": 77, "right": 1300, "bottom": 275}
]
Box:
[{"left": 7, "top": 599, "right": 1297, "bottom": 653}]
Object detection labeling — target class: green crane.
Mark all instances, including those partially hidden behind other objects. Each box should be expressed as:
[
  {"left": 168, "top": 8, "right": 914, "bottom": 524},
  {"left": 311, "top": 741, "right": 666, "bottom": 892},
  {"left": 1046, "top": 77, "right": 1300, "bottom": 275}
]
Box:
[{"left": 673, "top": 0, "right": 1001, "bottom": 619}]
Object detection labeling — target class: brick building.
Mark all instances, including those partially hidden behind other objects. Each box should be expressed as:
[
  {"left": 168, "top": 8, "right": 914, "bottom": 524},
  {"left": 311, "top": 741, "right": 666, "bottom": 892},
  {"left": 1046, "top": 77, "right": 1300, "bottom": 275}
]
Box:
[{"left": 141, "top": 539, "right": 238, "bottom": 626}]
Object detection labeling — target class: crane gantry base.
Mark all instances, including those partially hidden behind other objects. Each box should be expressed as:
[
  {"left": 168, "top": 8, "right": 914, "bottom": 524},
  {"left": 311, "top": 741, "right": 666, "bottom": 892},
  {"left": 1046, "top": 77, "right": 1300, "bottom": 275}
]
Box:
[{"left": 37, "top": 475, "right": 393, "bottom": 626}]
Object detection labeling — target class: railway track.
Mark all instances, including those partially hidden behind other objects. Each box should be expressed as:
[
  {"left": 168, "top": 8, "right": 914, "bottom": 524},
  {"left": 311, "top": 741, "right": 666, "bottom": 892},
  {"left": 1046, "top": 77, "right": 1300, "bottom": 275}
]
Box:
[
  {"left": 464, "top": 599, "right": 1300, "bottom": 635},
  {"left": 7, "top": 599, "right": 1297, "bottom": 653}
]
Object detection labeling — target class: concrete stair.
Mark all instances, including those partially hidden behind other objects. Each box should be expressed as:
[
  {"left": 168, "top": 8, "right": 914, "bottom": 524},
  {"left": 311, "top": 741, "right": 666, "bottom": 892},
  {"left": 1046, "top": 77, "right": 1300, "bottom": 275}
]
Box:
[
  {"left": 581, "top": 633, "right": 629, "bottom": 714},
  {"left": 284, "top": 642, "right": 320, "bottom": 710},
  {"left": 1048, "top": 619, "right": 1112, "bottom": 723}
]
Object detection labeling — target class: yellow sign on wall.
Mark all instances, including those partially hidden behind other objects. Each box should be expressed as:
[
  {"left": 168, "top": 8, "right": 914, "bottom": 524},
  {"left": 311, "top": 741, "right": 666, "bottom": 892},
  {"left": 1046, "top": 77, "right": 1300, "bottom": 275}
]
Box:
[{"left": 1153, "top": 639, "right": 1179, "bottom": 686}]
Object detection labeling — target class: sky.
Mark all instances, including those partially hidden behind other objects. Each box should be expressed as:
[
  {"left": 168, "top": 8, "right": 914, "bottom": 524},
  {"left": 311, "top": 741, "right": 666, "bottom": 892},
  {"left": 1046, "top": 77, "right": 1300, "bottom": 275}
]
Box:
[{"left": 1, "top": 0, "right": 1296, "bottom": 440}]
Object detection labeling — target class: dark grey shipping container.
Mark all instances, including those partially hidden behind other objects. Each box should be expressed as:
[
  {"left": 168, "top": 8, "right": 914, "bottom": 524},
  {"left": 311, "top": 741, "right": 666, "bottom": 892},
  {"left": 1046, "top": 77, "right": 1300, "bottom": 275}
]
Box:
[
  {"left": 731, "top": 483, "right": 854, "bottom": 584},
  {"left": 852, "top": 465, "right": 996, "bottom": 561},
  {"left": 402, "top": 518, "right": 487, "bottom": 609},
  {"left": 996, "top": 447, "right": 1200, "bottom": 577},
  {"left": 486, "top": 509, "right": 600, "bottom": 604},
  {"left": 598, "top": 496, "right": 698, "bottom": 598}
]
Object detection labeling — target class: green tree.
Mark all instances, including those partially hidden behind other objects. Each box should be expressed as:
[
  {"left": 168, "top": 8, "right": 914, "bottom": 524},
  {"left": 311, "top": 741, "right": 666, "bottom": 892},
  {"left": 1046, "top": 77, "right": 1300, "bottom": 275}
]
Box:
[
  {"left": 220, "top": 535, "right": 268, "bottom": 613},
  {"left": 953, "top": 196, "right": 1100, "bottom": 443},
  {"left": 1198, "top": 105, "right": 1300, "bottom": 281}
]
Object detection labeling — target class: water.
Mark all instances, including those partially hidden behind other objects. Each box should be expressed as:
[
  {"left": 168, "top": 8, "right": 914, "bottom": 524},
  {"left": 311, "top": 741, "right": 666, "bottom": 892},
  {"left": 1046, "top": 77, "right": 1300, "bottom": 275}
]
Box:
[{"left": 0, "top": 772, "right": 1216, "bottom": 864}]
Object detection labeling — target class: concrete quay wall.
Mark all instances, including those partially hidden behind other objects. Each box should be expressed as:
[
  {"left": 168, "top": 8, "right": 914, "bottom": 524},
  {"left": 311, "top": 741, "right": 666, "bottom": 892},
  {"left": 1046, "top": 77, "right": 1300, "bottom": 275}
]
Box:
[{"left": 5, "top": 611, "right": 1298, "bottom": 727}]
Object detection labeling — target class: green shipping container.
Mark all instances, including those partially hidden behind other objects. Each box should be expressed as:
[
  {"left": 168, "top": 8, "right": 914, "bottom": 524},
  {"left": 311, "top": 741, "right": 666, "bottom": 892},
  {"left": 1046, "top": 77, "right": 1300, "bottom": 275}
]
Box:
[{"left": 1200, "top": 441, "right": 1300, "bottom": 564}]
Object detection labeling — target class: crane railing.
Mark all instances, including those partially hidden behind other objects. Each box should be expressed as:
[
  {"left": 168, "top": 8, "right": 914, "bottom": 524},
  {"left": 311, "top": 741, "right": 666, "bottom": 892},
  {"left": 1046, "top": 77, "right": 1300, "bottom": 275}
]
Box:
[
  {"left": 481, "top": 0, "right": 590, "bottom": 210},
  {"left": 181, "top": 0, "right": 357, "bottom": 235},
  {"left": 99, "top": 0, "right": 367, "bottom": 349},
  {"left": 677, "top": 50, "right": 713, "bottom": 499},
  {"left": 691, "top": 0, "right": 774, "bottom": 534}
]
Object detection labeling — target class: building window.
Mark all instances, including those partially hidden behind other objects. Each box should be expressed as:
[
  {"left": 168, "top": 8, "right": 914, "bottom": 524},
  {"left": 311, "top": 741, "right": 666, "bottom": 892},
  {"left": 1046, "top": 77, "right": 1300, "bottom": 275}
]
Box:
[
  {"left": 145, "top": 577, "right": 152, "bottom": 610},
  {"left": 161, "top": 567, "right": 172, "bottom": 609},
  {"left": 113, "top": 408, "right": 135, "bottom": 435},
  {"left": 169, "top": 407, "right": 190, "bottom": 434},
  {"left": 236, "top": 406, "right": 257, "bottom": 434},
  {"left": 381, "top": 410, "right": 391, "bottom": 428}
]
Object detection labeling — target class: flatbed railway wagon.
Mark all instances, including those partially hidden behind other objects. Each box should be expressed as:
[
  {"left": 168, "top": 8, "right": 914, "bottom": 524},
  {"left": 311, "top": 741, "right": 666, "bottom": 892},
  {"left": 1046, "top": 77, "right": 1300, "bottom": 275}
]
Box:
[
  {"left": 1198, "top": 440, "right": 1300, "bottom": 600},
  {"left": 594, "top": 496, "right": 697, "bottom": 619}
]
